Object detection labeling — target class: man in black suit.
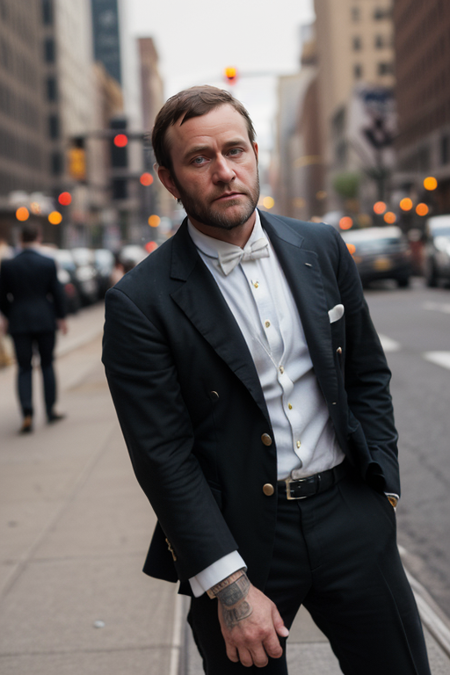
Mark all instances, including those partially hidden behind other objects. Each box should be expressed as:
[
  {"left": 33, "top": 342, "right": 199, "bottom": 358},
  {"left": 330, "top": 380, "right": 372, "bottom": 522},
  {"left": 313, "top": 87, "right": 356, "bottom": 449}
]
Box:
[
  {"left": 0, "top": 223, "right": 67, "bottom": 432},
  {"left": 102, "top": 87, "right": 430, "bottom": 674}
]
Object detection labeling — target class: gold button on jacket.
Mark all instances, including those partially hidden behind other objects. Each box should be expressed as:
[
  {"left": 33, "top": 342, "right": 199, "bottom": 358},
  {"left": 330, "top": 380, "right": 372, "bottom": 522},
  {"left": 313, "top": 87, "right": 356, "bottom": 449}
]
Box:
[
  {"left": 263, "top": 483, "right": 275, "bottom": 496},
  {"left": 261, "top": 433, "right": 272, "bottom": 446}
]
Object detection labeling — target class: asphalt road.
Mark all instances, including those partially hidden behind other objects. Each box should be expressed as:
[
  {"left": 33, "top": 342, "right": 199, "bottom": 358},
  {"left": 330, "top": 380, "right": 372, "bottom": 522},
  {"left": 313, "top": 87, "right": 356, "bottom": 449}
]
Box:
[{"left": 364, "top": 278, "right": 450, "bottom": 618}]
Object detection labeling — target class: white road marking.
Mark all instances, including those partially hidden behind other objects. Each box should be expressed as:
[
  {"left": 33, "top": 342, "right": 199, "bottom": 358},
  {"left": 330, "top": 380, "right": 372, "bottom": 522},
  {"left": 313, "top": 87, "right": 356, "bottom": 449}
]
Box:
[
  {"left": 423, "top": 301, "right": 450, "bottom": 315},
  {"left": 423, "top": 351, "right": 450, "bottom": 371},
  {"left": 379, "top": 334, "right": 401, "bottom": 352}
]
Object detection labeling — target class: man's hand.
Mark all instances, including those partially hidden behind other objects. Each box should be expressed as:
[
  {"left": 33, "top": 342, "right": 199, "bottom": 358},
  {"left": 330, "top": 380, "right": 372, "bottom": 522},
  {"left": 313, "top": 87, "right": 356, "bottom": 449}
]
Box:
[
  {"left": 57, "top": 319, "right": 68, "bottom": 335},
  {"left": 212, "top": 573, "right": 289, "bottom": 668}
]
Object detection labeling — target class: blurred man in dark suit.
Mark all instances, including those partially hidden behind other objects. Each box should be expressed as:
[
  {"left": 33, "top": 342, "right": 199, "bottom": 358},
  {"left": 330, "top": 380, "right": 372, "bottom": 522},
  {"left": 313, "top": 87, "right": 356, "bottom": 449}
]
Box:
[{"left": 0, "top": 223, "right": 67, "bottom": 433}]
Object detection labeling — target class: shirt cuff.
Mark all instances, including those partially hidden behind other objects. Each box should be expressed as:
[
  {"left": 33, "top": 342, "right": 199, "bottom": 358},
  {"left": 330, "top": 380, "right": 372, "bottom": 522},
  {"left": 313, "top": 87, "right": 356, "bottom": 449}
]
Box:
[
  {"left": 189, "top": 551, "right": 246, "bottom": 598},
  {"left": 384, "top": 492, "right": 399, "bottom": 508}
]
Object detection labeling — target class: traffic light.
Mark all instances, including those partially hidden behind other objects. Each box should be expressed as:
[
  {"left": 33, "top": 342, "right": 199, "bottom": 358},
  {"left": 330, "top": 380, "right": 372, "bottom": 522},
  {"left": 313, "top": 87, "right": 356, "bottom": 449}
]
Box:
[
  {"left": 68, "top": 137, "right": 86, "bottom": 181},
  {"left": 224, "top": 67, "right": 238, "bottom": 84},
  {"left": 110, "top": 118, "right": 128, "bottom": 200}
]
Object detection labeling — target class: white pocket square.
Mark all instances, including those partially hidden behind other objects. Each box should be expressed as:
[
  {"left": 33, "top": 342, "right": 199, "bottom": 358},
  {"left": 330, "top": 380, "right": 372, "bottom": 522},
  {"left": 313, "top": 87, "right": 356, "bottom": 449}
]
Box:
[{"left": 328, "top": 304, "right": 345, "bottom": 323}]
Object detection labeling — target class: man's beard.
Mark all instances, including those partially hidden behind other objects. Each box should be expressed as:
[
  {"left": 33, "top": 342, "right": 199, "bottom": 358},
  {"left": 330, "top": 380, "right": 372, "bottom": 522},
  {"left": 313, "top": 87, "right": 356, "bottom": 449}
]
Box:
[{"left": 171, "top": 172, "right": 260, "bottom": 231}]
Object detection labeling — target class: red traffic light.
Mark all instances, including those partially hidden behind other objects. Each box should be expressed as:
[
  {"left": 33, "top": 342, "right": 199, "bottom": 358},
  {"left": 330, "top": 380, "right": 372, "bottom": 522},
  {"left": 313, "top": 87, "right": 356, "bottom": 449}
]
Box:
[
  {"left": 114, "top": 133, "right": 128, "bottom": 148},
  {"left": 224, "top": 67, "right": 238, "bottom": 84},
  {"left": 58, "top": 191, "right": 72, "bottom": 206}
]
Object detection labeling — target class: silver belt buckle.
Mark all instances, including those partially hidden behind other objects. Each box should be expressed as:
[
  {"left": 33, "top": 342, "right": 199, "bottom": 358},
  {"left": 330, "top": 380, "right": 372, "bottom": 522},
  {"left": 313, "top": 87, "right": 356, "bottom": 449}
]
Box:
[{"left": 285, "top": 477, "right": 309, "bottom": 500}]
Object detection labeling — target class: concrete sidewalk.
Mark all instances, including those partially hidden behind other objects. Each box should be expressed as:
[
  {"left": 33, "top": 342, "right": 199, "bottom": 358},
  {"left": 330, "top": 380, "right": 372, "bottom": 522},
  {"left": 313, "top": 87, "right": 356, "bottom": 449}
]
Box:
[{"left": 1, "top": 304, "right": 450, "bottom": 674}]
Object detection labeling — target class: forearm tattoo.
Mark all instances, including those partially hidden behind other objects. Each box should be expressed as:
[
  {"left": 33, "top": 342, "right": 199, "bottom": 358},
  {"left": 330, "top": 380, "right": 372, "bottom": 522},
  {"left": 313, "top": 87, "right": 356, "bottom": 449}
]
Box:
[{"left": 214, "top": 573, "right": 253, "bottom": 628}]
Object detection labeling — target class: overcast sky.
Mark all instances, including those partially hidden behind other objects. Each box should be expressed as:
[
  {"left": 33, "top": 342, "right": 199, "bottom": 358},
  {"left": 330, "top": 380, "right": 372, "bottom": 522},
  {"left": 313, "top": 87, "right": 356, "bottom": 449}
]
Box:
[{"left": 125, "top": 0, "right": 315, "bottom": 158}]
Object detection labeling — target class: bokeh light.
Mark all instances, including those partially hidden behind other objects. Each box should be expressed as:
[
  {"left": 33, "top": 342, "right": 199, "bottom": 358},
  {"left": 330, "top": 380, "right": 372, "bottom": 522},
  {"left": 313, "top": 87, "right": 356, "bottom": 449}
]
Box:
[
  {"left": 262, "top": 196, "right": 275, "bottom": 209},
  {"left": 423, "top": 176, "right": 438, "bottom": 191},
  {"left": 16, "top": 207, "right": 29, "bottom": 221},
  {"left": 48, "top": 211, "right": 63, "bottom": 225},
  {"left": 384, "top": 211, "right": 396, "bottom": 224},
  {"left": 145, "top": 241, "right": 158, "bottom": 253},
  {"left": 399, "top": 198, "right": 413, "bottom": 211},
  {"left": 346, "top": 243, "right": 356, "bottom": 255},
  {"left": 373, "top": 201, "right": 386, "bottom": 215},
  {"left": 114, "top": 133, "right": 128, "bottom": 148},
  {"left": 58, "top": 191, "right": 72, "bottom": 206},
  {"left": 339, "top": 216, "right": 353, "bottom": 230},
  {"left": 140, "top": 172, "right": 154, "bottom": 186},
  {"left": 416, "top": 203, "right": 429, "bottom": 216},
  {"left": 148, "top": 215, "right": 161, "bottom": 227}
]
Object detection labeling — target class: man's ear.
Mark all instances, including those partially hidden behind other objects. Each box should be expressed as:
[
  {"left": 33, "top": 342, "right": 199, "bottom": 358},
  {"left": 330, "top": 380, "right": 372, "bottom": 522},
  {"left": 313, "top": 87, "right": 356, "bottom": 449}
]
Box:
[
  {"left": 252, "top": 142, "right": 259, "bottom": 162},
  {"left": 157, "top": 165, "right": 180, "bottom": 200}
]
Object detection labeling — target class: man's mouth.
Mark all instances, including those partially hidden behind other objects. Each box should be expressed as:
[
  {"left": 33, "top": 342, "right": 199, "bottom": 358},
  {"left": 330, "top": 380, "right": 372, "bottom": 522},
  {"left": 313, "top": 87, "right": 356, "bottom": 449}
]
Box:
[{"left": 214, "top": 192, "right": 243, "bottom": 202}]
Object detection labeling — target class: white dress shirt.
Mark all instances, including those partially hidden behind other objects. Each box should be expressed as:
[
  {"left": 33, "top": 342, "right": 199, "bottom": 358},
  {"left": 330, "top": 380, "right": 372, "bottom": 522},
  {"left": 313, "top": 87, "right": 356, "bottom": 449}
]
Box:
[{"left": 187, "top": 211, "right": 345, "bottom": 596}]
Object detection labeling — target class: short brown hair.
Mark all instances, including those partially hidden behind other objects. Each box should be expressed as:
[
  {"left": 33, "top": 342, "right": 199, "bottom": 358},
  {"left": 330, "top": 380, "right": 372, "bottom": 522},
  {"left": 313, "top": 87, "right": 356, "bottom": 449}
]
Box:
[
  {"left": 151, "top": 85, "right": 256, "bottom": 171},
  {"left": 20, "top": 223, "right": 41, "bottom": 243}
]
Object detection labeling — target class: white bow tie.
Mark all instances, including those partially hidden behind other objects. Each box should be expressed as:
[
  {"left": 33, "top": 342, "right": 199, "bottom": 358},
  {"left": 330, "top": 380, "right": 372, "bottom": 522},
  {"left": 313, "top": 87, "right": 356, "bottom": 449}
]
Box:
[{"left": 217, "top": 238, "right": 270, "bottom": 275}]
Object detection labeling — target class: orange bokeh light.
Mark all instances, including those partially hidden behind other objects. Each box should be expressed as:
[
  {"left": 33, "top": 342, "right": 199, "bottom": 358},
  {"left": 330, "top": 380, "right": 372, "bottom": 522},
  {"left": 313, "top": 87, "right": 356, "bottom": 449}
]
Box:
[
  {"left": 399, "top": 198, "right": 413, "bottom": 211},
  {"left": 339, "top": 216, "right": 353, "bottom": 230},
  {"left": 416, "top": 203, "right": 429, "bottom": 216},
  {"left": 140, "top": 172, "right": 154, "bottom": 186},
  {"left": 346, "top": 243, "right": 356, "bottom": 255},
  {"left": 384, "top": 211, "right": 396, "bottom": 224},
  {"left": 373, "top": 201, "right": 387, "bottom": 215},
  {"left": 48, "top": 211, "right": 62, "bottom": 225},
  {"left": 15, "top": 207, "right": 29, "bottom": 222},
  {"left": 114, "top": 133, "right": 128, "bottom": 148},
  {"left": 58, "top": 191, "right": 72, "bottom": 206},
  {"left": 148, "top": 215, "right": 161, "bottom": 227},
  {"left": 423, "top": 176, "right": 438, "bottom": 191}
]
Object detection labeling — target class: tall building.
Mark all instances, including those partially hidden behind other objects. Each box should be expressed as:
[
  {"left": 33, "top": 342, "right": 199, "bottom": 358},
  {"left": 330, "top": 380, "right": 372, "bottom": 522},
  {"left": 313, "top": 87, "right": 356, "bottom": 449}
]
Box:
[
  {"left": 393, "top": 0, "right": 450, "bottom": 214},
  {"left": 91, "top": 0, "right": 122, "bottom": 84},
  {"left": 314, "top": 0, "right": 395, "bottom": 212},
  {"left": 0, "top": 1, "right": 51, "bottom": 199}
]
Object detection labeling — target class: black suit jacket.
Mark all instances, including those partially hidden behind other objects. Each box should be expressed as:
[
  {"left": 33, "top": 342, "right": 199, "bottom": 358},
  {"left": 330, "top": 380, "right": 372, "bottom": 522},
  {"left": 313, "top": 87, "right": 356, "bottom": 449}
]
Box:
[
  {"left": 102, "top": 212, "right": 399, "bottom": 594},
  {"left": 0, "top": 248, "right": 67, "bottom": 335}
]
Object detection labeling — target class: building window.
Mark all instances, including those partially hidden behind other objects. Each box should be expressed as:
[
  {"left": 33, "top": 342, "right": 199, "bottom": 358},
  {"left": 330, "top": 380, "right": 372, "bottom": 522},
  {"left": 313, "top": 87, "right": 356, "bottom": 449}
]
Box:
[
  {"left": 351, "top": 7, "right": 360, "bottom": 21},
  {"left": 44, "top": 38, "right": 55, "bottom": 62},
  {"left": 375, "top": 35, "right": 384, "bottom": 49},
  {"left": 46, "top": 76, "right": 57, "bottom": 101},
  {"left": 442, "top": 135, "right": 449, "bottom": 165},
  {"left": 374, "top": 7, "right": 391, "bottom": 20},
  {"left": 377, "top": 62, "right": 393, "bottom": 76},
  {"left": 352, "top": 36, "right": 362, "bottom": 51},
  {"left": 42, "top": 0, "right": 53, "bottom": 25},
  {"left": 354, "top": 64, "right": 363, "bottom": 79},
  {"left": 51, "top": 151, "right": 63, "bottom": 176},
  {"left": 48, "top": 114, "right": 59, "bottom": 139}
]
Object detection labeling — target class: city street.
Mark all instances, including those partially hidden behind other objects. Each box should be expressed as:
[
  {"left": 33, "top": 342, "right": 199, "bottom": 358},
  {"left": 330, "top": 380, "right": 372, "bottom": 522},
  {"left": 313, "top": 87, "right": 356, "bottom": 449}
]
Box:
[
  {"left": 365, "top": 280, "right": 450, "bottom": 617},
  {"left": 1, "top": 287, "right": 450, "bottom": 674}
]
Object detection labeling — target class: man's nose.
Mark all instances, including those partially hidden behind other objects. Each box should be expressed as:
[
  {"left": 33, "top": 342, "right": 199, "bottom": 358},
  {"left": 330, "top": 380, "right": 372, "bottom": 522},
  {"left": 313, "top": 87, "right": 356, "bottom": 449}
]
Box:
[{"left": 212, "top": 155, "right": 235, "bottom": 183}]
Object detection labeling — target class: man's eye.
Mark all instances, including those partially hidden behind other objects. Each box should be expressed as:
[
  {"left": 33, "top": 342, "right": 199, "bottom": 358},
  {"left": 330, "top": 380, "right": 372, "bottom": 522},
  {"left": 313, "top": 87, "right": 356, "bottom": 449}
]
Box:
[
  {"left": 193, "top": 156, "right": 206, "bottom": 165},
  {"left": 229, "top": 148, "right": 243, "bottom": 156}
]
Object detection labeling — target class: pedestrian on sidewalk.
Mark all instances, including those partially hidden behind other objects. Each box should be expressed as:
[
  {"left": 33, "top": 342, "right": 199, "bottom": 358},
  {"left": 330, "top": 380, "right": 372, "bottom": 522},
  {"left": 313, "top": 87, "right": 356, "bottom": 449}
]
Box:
[
  {"left": 0, "top": 223, "right": 68, "bottom": 433},
  {"left": 102, "top": 86, "right": 431, "bottom": 674}
]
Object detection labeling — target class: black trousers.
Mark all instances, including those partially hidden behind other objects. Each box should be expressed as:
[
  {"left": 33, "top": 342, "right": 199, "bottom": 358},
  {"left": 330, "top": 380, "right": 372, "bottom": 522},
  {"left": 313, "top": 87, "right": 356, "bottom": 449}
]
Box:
[
  {"left": 13, "top": 331, "right": 56, "bottom": 418},
  {"left": 188, "top": 470, "right": 431, "bottom": 675}
]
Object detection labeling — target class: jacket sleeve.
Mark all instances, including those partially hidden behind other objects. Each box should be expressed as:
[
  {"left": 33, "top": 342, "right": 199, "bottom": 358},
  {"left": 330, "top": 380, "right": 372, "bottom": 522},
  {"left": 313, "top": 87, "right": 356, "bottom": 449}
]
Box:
[
  {"left": 332, "top": 227, "right": 400, "bottom": 494},
  {"left": 102, "top": 286, "right": 238, "bottom": 581},
  {"left": 48, "top": 259, "right": 67, "bottom": 319}
]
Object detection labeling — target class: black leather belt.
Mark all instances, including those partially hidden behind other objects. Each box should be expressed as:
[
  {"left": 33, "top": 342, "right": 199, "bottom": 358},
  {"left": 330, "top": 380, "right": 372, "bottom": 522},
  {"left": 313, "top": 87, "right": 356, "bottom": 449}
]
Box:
[{"left": 278, "top": 460, "right": 349, "bottom": 500}]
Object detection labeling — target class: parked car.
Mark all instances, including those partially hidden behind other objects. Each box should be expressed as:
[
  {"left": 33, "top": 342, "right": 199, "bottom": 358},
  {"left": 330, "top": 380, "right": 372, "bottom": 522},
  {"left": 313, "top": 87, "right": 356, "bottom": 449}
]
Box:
[
  {"left": 94, "top": 248, "right": 115, "bottom": 297},
  {"left": 340, "top": 226, "right": 412, "bottom": 288},
  {"left": 424, "top": 215, "right": 450, "bottom": 287},
  {"left": 40, "top": 245, "right": 81, "bottom": 314},
  {"left": 69, "top": 248, "right": 100, "bottom": 305}
]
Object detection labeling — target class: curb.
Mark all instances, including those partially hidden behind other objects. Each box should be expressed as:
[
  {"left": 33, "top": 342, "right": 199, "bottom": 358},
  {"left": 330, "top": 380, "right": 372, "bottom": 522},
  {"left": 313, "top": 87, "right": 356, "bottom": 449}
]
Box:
[{"left": 399, "top": 545, "right": 450, "bottom": 658}]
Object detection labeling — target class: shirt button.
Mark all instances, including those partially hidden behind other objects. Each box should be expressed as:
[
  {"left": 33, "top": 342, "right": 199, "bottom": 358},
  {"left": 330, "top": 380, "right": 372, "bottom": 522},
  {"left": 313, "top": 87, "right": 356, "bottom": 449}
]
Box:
[
  {"left": 296, "top": 440, "right": 301, "bottom": 449},
  {"left": 288, "top": 403, "right": 293, "bottom": 410},
  {"left": 210, "top": 391, "right": 219, "bottom": 400},
  {"left": 261, "top": 433, "right": 273, "bottom": 446},
  {"left": 253, "top": 281, "right": 259, "bottom": 288},
  {"left": 263, "top": 483, "right": 275, "bottom": 496},
  {"left": 279, "top": 365, "right": 284, "bottom": 374},
  {"left": 265, "top": 320, "right": 270, "bottom": 328}
]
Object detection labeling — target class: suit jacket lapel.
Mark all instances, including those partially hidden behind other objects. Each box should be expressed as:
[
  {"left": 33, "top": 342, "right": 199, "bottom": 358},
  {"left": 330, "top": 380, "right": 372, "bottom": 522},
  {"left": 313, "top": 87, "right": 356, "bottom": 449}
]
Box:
[
  {"left": 260, "top": 212, "right": 339, "bottom": 403},
  {"left": 169, "top": 221, "right": 271, "bottom": 425}
]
